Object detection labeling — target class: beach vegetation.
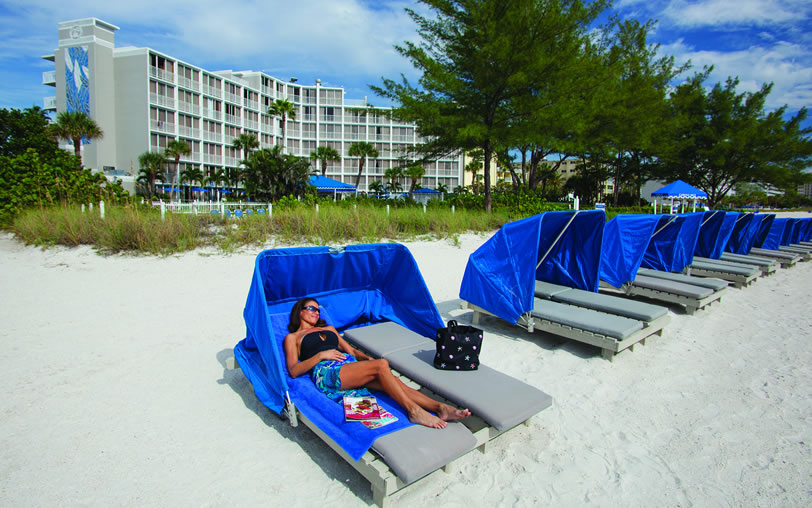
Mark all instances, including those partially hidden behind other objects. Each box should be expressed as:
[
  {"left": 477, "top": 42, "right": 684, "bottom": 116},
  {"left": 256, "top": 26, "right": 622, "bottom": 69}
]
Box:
[
  {"left": 348, "top": 141, "right": 379, "bottom": 187},
  {"left": 136, "top": 151, "right": 167, "bottom": 201},
  {"left": 310, "top": 145, "right": 341, "bottom": 176},
  {"left": 267, "top": 99, "right": 297, "bottom": 153},
  {"left": 164, "top": 139, "right": 191, "bottom": 202},
  {"left": 241, "top": 145, "right": 311, "bottom": 201}
]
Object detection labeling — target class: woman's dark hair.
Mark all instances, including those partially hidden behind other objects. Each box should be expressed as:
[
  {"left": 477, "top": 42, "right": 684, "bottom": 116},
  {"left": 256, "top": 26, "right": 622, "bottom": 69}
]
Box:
[{"left": 288, "top": 296, "right": 327, "bottom": 332}]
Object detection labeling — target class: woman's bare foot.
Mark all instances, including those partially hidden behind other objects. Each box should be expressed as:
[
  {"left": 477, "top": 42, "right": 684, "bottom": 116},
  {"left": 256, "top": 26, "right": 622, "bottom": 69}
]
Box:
[
  {"left": 437, "top": 403, "right": 471, "bottom": 422},
  {"left": 408, "top": 406, "right": 447, "bottom": 429}
]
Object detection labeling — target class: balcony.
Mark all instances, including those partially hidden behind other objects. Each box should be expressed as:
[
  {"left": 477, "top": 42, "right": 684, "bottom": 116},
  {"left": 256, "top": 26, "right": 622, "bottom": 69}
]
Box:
[
  {"left": 320, "top": 115, "right": 338, "bottom": 123},
  {"left": 244, "top": 120, "right": 259, "bottom": 131},
  {"left": 150, "top": 119, "right": 175, "bottom": 133},
  {"left": 224, "top": 114, "right": 241, "bottom": 125},
  {"left": 344, "top": 114, "right": 367, "bottom": 124},
  {"left": 203, "top": 108, "right": 222, "bottom": 121},
  {"left": 42, "top": 70, "right": 56, "bottom": 86},
  {"left": 203, "top": 131, "right": 223, "bottom": 143},
  {"left": 243, "top": 98, "right": 259, "bottom": 111},
  {"left": 177, "top": 101, "right": 200, "bottom": 116},
  {"left": 202, "top": 153, "right": 221, "bottom": 164},
  {"left": 149, "top": 66, "right": 175, "bottom": 83},
  {"left": 177, "top": 75, "right": 200, "bottom": 91},
  {"left": 178, "top": 126, "right": 200, "bottom": 139},
  {"left": 150, "top": 93, "right": 176, "bottom": 109},
  {"left": 42, "top": 96, "right": 57, "bottom": 111},
  {"left": 202, "top": 84, "right": 222, "bottom": 98},
  {"left": 224, "top": 92, "right": 241, "bottom": 105},
  {"left": 224, "top": 156, "right": 239, "bottom": 167}
]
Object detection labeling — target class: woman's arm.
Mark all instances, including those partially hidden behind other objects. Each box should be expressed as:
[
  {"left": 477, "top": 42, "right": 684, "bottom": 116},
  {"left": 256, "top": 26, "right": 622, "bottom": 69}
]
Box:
[{"left": 284, "top": 332, "right": 347, "bottom": 378}]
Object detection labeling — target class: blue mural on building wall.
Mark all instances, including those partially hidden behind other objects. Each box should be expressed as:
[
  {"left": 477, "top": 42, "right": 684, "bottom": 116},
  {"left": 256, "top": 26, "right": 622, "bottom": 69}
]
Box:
[{"left": 65, "top": 46, "right": 91, "bottom": 144}]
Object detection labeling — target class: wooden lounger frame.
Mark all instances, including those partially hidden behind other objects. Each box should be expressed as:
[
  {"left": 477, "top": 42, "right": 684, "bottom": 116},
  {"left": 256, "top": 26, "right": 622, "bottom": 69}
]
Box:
[
  {"left": 461, "top": 301, "right": 669, "bottom": 361},
  {"left": 225, "top": 357, "right": 532, "bottom": 507},
  {"left": 748, "top": 249, "right": 799, "bottom": 268},
  {"left": 684, "top": 266, "right": 757, "bottom": 288}
]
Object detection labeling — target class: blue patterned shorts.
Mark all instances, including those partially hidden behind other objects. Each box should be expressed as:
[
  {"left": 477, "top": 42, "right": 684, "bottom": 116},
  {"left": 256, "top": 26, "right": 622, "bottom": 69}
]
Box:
[{"left": 311, "top": 354, "right": 372, "bottom": 403}]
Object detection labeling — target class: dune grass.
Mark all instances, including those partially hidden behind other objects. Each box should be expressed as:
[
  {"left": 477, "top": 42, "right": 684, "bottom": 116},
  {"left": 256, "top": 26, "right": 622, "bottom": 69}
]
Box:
[{"left": 9, "top": 203, "right": 515, "bottom": 254}]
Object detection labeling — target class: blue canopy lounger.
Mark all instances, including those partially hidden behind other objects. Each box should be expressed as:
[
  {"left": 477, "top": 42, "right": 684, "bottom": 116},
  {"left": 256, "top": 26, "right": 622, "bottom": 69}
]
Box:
[
  {"left": 459, "top": 210, "right": 669, "bottom": 361},
  {"left": 684, "top": 212, "right": 760, "bottom": 287},
  {"left": 230, "top": 243, "right": 552, "bottom": 506},
  {"left": 750, "top": 218, "right": 802, "bottom": 266},
  {"left": 599, "top": 213, "right": 728, "bottom": 315},
  {"left": 777, "top": 218, "right": 812, "bottom": 259},
  {"left": 717, "top": 214, "right": 779, "bottom": 274}
]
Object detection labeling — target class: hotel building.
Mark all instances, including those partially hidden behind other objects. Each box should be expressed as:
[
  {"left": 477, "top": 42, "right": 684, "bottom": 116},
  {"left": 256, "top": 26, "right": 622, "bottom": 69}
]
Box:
[{"left": 41, "top": 18, "right": 462, "bottom": 192}]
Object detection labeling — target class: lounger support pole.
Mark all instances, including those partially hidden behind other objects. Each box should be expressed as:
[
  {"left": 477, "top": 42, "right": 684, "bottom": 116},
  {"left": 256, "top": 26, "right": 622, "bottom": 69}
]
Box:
[{"left": 537, "top": 211, "right": 580, "bottom": 269}]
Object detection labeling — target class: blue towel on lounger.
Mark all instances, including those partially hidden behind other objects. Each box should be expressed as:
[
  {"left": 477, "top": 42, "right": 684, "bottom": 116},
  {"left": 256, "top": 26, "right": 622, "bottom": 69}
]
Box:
[{"left": 266, "top": 312, "right": 415, "bottom": 461}]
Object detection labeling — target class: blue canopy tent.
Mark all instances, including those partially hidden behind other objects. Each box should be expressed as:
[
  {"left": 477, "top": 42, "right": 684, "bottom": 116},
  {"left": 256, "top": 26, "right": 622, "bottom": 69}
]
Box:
[
  {"left": 412, "top": 187, "right": 442, "bottom": 204},
  {"left": 725, "top": 213, "right": 758, "bottom": 255},
  {"left": 599, "top": 214, "right": 660, "bottom": 289},
  {"left": 309, "top": 175, "right": 358, "bottom": 200},
  {"left": 459, "top": 210, "right": 606, "bottom": 324},
  {"left": 694, "top": 210, "right": 727, "bottom": 258},
  {"left": 751, "top": 214, "right": 776, "bottom": 249},
  {"left": 803, "top": 218, "right": 812, "bottom": 242},
  {"left": 233, "top": 244, "right": 444, "bottom": 460},
  {"left": 641, "top": 213, "right": 702, "bottom": 272},
  {"left": 760, "top": 218, "right": 790, "bottom": 249},
  {"left": 650, "top": 180, "right": 708, "bottom": 214},
  {"left": 780, "top": 219, "right": 795, "bottom": 246},
  {"left": 791, "top": 218, "right": 809, "bottom": 244}
]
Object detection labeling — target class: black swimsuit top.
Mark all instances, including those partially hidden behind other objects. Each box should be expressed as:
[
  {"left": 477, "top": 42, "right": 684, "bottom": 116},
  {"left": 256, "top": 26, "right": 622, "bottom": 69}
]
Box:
[{"left": 299, "top": 329, "right": 340, "bottom": 361}]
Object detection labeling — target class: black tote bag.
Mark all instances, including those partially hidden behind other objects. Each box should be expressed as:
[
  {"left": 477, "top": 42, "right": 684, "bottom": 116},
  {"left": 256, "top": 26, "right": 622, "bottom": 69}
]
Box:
[{"left": 433, "top": 320, "right": 483, "bottom": 371}]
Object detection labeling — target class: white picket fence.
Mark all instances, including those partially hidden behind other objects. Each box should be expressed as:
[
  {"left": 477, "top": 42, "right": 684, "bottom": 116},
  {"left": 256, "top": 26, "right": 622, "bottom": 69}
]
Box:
[{"left": 151, "top": 200, "right": 273, "bottom": 218}]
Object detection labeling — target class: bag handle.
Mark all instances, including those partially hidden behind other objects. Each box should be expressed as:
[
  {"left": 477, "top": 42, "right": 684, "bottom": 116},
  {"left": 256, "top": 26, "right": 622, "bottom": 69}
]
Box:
[{"left": 446, "top": 320, "right": 458, "bottom": 329}]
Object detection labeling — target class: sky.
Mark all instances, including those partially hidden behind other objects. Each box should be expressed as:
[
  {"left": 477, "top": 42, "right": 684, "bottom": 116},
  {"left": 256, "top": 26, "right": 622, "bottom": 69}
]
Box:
[{"left": 1, "top": 0, "right": 810, "bottom": 125}]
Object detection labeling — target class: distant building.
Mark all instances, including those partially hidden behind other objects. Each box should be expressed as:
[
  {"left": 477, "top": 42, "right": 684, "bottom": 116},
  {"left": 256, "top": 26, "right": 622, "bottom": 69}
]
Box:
[
  {"left": 41, "top": 18, "right": 463, "bottom": 192},
  {"left": 540, "top": 158, "right": 614, "bottom": 199}
]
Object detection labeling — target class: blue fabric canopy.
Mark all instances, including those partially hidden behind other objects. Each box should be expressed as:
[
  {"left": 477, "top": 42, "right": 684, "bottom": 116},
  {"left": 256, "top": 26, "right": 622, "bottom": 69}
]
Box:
[
  {"left": 233, "top": 243, "right": 444, "bottom": 461},
  {"left": 802, "top": 217, "right": 812, "bottom": 242},
  {"left": 781, "top": 219, "right": 795, "bottom": 246},
  {"left": 459, "top": 210, "right": 606, "bottom": 324},
  {"left": 413, "top": 188, "right": 440, "bottom": 194},
  {"left": 309, "top": 175, "right": 358, "bottom": 192},
  {"left": 599, "top": 214, "right": 660, "bottom": 288},
  {"left": 725, "top": 213, "right": 757, "bottom": 255},
  {"left": 641, "top": 214, "right": 701, "bottom": 272},
  {"left": 651, "top": 180, "right": 708, "bottom": 199},
  {"left": 761, "top": 218, "right": 789, "bottom": 249},
  {"left": 752, "top": 214, "right": 776, "bottom": 248},
  {"left": 790, "top": 218, "right": 808, "bottom": 244},
  {"left": 694, "top": 211, "right": 727, "bottom": 258}
]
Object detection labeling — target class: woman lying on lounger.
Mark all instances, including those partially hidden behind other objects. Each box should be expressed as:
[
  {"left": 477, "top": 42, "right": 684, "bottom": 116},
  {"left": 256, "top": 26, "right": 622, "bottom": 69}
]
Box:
[{"left": 284, "top": 297, "right": 470, "bottom": 429}]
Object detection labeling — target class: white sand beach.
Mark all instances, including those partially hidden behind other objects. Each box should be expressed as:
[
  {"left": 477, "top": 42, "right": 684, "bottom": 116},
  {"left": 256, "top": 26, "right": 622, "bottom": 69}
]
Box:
[{"left": 1, "top": 213, "right": 810, "bottom": 506}]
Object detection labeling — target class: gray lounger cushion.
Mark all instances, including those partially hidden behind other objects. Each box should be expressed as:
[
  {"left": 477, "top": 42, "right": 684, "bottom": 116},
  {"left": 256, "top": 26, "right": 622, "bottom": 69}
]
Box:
[
  {"left": 533, "top": 280, "right": 573, "bottom": 299},
  {"left": 690, "top": 260, "right": 758, "bottom": 276},
  {"left": 636, "top": 268, "right": 729, "bottom": 291},
  {"left": 343, "top": 321, "right": 433, "bottom": 357},
  {"left": 750, "top": 247, "right": 800, "bottom": 260},
  {"left": 347, "top": 322, "right": 553, "bottom": 432},
  {"left": 719, "top": 253, "right": 777, "bottom": 267},
  {"left": 531, "top": 298, "right": 644, "bottom": 340},
  {"left": 371, "top": 422, "right": 477, "bottom": 485},
  {"left": 386, "top": 346, "right": 553, "bottom": 432},
  {"left": 634, "top": 274, "right": 714, "bottom": 298},
  {"left": 551, "top": 287, "right": 668, "bottom": 322}
]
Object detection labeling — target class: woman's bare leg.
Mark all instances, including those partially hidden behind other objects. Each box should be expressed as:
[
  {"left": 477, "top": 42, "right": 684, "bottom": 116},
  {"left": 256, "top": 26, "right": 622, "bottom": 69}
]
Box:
[
  {"left": 339, "top": 359, "right": 448, "bottom": 428},
  {"left": 364, "top": 379, "right": 470, "bottom": 422}
]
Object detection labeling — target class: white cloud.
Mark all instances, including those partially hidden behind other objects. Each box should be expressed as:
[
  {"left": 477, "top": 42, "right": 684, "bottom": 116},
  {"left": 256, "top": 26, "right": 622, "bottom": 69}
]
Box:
[
  {"left": 661, "top": 38, "right": 812, "bottom": 110},
  {"left": 662, "top": 0, "right": 809, "bottom": 27}
]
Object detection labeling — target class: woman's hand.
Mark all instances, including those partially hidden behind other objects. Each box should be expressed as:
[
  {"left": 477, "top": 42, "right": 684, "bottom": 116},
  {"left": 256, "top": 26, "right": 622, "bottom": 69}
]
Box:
[{"left": 319, "top": 349, "right": 346, "bottom": 362}]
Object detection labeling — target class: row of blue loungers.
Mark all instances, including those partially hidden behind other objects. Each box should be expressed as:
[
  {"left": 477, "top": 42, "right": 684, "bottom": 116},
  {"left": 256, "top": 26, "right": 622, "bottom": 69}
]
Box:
[{"left": 229, "top": 211, "right": 810, "bottom": 506}]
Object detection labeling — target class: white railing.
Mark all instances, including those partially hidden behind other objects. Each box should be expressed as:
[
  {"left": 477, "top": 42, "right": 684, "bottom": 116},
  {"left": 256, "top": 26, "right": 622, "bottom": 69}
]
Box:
[
  {"left": 150, "top": 93, "right": 175, "bottom": 109},
  {"left": 177, "top": 101, "right": 200, "bottom": 115},
  {"left": 224, "top": 114, "right": 240, "bottom": 125},
  {"left": 243, "top": 98, "right": 259, "bottom": 110},
  {"left": 152, "top": 201, "right": 273, "bottom": 215},
  {"left": 178, "top": 126, "right": 200, "bottom": 139},
  {"left": 392, "top": 134, "right": 414, "bottom": 142},
  {"left": 244, "top": 119, "right": 259, "bottom": 131},
  {"left": 345, "top": 114, "right": 367, "bottom": 123},
  {"left": 224, "top": 92, "right": 241, "bottom": 104},
  {"left": 203, "top": 131, "right": 222, "bottom": 143},
  {"left": 224, "top": 156, "right": 239, "bottom": 167},
  {"left": 150, "top": 119, "right": 175, "bottom": 133},
  {"left": 203, "top": 153, "right": 221, "bottom": 164},
  {"left": 42, "top": 70, "right": 56, "bottom": 85},
  {"left": 150, "top": 66, "right": 175, "bottom": 83},
  {"left": 177, "top": 75, "right": 200, "bottom": 91},
  {"left": 43, "top": 96, "right": 57, "bottom": 110},
  {"left": 202, "top": 84, "right": 222, "bottom": 98},
  {"left": 320, "top": 115, "right": 338, "bottom": 123},
  {"left": 203, "top": 108, "right": 222, "bottom": 120}
]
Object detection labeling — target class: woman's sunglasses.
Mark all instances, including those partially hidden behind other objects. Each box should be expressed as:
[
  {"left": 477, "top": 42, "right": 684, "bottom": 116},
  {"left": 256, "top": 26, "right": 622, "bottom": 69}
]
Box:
[{"left": 303, "top": 305, "right": 320, "bottom": 314}]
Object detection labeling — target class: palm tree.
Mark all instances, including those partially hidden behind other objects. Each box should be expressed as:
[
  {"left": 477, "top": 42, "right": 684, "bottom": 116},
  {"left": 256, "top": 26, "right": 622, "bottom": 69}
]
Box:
[
  {"left": 348, "top": 141, "right": 379, "bottom": 188},
  {"left": 310, "top": 145, "right": 341, "bottom": 176},
  {"left": 164, "top": 139, "right": 191, "bottom": 201},
  {"left": 384, "top": 166, "right": 404, "bottom": 193},
  {"left": 267, "top": 99, "right": 296, "bottom": 153},
  {"left": 232, "top": 132, "right": 259, "bottom": 162},
  {"left": 180, "top": 166, "right": 204, "bottom": 200},
  {"left": 405, "top": 163, "right": 425, "bottom": 198},
  {"left": 137, "top": 151, "right": 167, "bottom": 201},
  {"left": 368, "top": 180, "right": 385, "bottom": 196},
  {"left": 50, "top": 111, "right": 103, "bottom": 166},
  {"left": 436, "top": 182, "right": 448, "bottom": 197}
]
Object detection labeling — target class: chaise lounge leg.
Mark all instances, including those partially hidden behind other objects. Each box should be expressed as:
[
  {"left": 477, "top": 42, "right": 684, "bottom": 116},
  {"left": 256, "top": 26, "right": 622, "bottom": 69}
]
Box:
[
  {"left": 477, "top": 441, "right": 489, "bottom": 454},
  {"left": 601, "top": 349, "right": 615, "bottom": 361},
  {"left": 372, "top": 485, "right": 390, "bottom": 508},
  {"left": 225, "top": 356, "right": 239, "bottom": 370},
  {"left": 471, "top": 310, "right": 481, "bottom": 326}
]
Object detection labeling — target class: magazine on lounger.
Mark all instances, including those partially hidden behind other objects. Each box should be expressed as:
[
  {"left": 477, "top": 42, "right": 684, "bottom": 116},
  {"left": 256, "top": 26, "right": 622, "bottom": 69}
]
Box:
[{"left": 343, "top": 396, "right": 382, "bottom": 421}]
